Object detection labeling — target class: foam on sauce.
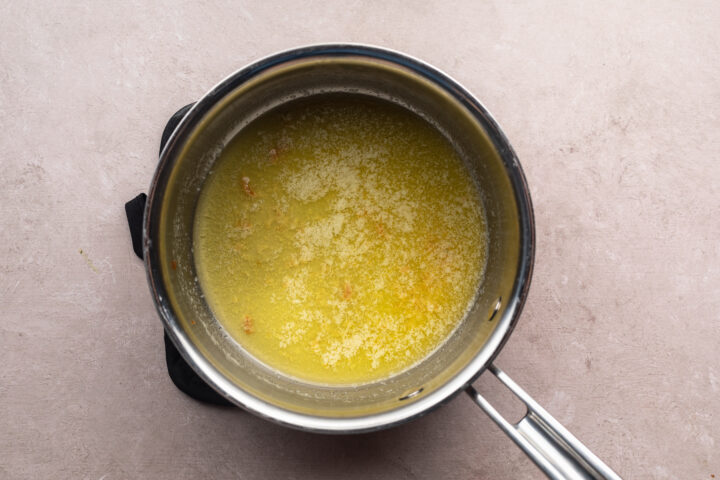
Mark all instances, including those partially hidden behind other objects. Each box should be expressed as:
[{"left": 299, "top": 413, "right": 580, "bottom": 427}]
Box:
[{"left": 193, "top": 96, "right": 487, "bottom": 384}]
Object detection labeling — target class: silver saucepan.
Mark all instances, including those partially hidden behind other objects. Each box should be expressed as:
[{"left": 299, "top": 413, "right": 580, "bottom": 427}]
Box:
[{"left": 143, "top": 44, "right": 620, "bottom": 480}]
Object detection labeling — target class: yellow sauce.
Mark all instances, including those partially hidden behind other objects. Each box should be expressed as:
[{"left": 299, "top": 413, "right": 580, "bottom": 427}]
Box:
[{"left": 193, "top": 96, "right": 487, "bottom": 384}]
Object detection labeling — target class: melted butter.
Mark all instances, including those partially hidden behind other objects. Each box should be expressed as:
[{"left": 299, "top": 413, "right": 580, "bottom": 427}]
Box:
[{"left": 193, "top": 96, "right": 487, "bottom": 385}]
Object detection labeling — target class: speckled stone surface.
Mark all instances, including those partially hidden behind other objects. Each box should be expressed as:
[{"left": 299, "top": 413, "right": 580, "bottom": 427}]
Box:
[{"left": 1, "top": 2, "right": 719, "bottom": 479}]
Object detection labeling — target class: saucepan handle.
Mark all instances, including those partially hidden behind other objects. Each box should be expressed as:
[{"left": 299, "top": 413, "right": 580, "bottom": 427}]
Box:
[{"left": 466, "top": 365, "right": 621, "bottom": 480}]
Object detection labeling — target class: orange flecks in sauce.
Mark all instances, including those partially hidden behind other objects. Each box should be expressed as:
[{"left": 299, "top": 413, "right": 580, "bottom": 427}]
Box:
[
  {"left": 241, "top": 176, "right": 255, "bottom": 197},
  {"left": 194, "top": 96, "right": 487, "bottom": 384},
  {"left": 342, "top": 281, "right": 353, "bottom": 300},
  {"left": 243, "top": 315, "right": 254, "bottom": 334}
]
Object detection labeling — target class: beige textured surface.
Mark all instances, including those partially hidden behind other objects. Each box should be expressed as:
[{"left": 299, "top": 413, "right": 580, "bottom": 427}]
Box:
[{"left": 1, "top": 1, "right": 719, "bottom": 478}]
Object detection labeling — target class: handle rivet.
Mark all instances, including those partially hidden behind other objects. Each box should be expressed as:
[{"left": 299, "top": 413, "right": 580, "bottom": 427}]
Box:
[
  {"left": 399, "top": 387, "right": 424, "bottom": 401},
  {"left": 488, "top": 297, "right": 502, "bottom": 322}
]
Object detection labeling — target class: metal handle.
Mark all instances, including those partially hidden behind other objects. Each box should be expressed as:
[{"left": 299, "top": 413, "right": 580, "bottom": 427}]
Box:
[{"left": 466, "top": 365, "right": 622, "bottom": 480}]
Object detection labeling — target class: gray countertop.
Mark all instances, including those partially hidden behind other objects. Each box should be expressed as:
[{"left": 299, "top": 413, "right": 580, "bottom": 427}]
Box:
[{"left": 2, "top": 1, "right": 719, "bottom": 478}]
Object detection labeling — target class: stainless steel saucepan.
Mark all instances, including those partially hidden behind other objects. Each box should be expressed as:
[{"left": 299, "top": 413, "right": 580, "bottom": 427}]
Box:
[{"left": 143, "top": 44, "right": 621, "bottom": 479}]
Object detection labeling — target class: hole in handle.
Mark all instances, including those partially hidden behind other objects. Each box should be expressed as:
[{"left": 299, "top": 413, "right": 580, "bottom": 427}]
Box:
[{"left": 473, "top": 369, "right": 527, "bottom": 424}]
